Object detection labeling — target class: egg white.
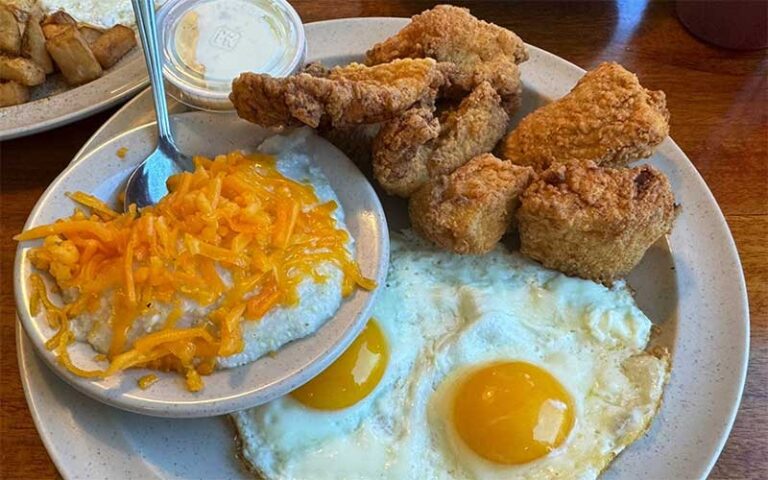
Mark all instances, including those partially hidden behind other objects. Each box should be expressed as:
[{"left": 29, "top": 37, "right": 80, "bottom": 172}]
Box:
[{"left": 232, "top": 231, "right": 669, "bottom": 479}]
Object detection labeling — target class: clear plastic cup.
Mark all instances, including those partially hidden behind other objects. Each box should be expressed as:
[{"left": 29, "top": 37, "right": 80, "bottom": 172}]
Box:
[{"left": 157, "top": 0, "right": 306, "bottom": 111}]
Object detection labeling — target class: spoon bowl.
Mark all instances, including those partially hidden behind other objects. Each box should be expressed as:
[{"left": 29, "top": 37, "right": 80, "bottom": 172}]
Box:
[{"left": 123, "top": 143, "right": 186, "bottom": 208}]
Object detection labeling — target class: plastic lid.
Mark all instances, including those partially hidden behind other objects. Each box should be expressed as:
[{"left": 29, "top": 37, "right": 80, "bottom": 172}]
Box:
[{"left": 157, "top": 0, "right": 306, "bottom": 111}]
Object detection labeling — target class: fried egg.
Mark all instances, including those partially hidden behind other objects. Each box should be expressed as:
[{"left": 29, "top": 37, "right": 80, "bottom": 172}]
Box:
[{"left": 232, "top": 232, "right": 668, "bottom": 479}]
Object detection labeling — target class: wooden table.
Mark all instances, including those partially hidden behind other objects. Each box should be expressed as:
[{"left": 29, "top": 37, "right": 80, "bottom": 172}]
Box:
[{"left": 1, "top": 1, "right": 765, "bottom": 478}]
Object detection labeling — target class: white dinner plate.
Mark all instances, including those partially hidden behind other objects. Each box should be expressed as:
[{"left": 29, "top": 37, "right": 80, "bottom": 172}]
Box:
[
  {"left": 0, "top": 46, "right": 147, "bottom": 141},
  {"left": 17, "top": 17, "right": 749, "bottom": 479}
]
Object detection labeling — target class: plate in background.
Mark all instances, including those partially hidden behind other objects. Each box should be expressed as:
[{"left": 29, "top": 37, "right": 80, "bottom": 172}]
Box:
[{"left": 0, "top": 45, "right": 147, "bottom": 141}]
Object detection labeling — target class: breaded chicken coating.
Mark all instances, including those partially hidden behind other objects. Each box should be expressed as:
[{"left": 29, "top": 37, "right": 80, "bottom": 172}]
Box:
[
  {"left": 372, "top": 105, "right": 439, "bottom": 197},
  {"left": 318, "top": 123, "right": 381, "bottom": 173},
  {"left": 501, "top": 62, "right": 670, "bottom": 172},
  {"left": 517, "top": 162, "right": 675, "bottom": 284},
  {"left": 436, "top": 58, "right": 523, "bottom": 109},
  {"left": 301, "top": 62, "right": 331, "bottom": 78},
  {"left": 302, "top": 62, "right": 382, "bottom": 171},
  {"left": 230, "top": 58, "right": 444, "bottom": 129},
  {"left": 365, "top": 5, "right": 527, "bottom": 99},
  {"left": 410, "top": 154, "right": 536, "bottom": 254},
  {"left": 429, "top": 81, "right": 510, "bottom": 176},
  {"left": 373, "top": 81, "right": 509, "bottom": 197}
]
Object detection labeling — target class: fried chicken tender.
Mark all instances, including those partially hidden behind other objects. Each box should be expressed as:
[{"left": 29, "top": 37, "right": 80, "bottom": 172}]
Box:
[
  {"left": 230, "top": 58, "right": 444, "bottom": 129},
  {"left": 373, "top": 81, "right": 509, "bottom": 197},
  {"left": 517, "top": 162, "right": 675, "bottom": 284},
  {"left": 371, "top": 105, "right": 439, "bottom": 197},
  {"left": 410, "top": 154, "right": 536, "bottom": 254},
  {"left": 319, "top": 123, "right": 382, "bottom": 174},
  {"left": 430, "top": 81, "right": 510, "bottom": 176},
  {"left": 501, "top": 62, "right": 670, "bottom": 172},
  {"left": 365, "top": 5, "right": 527, "bottom": 99}
]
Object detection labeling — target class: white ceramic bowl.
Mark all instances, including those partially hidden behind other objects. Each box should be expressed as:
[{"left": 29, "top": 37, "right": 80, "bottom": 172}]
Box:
[{"left": 14, "top": 111, "right": 389, "bottom": 417}]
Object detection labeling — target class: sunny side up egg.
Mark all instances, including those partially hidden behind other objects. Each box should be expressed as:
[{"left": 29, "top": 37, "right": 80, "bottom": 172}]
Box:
[{"left": 231, "top": 232, "right": 669, "bottom": 480}]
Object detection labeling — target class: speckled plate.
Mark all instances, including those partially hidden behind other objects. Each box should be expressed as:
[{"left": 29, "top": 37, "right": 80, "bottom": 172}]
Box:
[
  {"left": 0, "top": 46, "right": 146, "bottom": 141},
  {"left": 15, "top": 111, "right": 389, "bottom": 417},
  {"left": 17, "top": 17, "right": 748, "bottom": 480}
]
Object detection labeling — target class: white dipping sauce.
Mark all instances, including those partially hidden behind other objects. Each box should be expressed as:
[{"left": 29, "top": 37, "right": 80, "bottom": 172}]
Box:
[
  {"left": 158, "top": 0, "right": 305, "bottom": 110},
  {"left": 175, "top": 0, "right": 283, "bottom": 84}
]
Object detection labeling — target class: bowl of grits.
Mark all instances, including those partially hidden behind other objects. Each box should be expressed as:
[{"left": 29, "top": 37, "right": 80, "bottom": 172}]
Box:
[{"left": 13, "top": 112, "right": 389, "bottom": 417}]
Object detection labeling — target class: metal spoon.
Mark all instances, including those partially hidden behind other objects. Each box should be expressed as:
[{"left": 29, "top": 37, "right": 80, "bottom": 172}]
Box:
[{"left": 123, "top": 0, "right": 193, "bottom": 211}]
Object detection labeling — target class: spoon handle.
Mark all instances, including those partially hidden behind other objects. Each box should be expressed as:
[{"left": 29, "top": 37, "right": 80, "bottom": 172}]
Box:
[{"left": 131, "top": 0, "right": 174, "bottom": 150}]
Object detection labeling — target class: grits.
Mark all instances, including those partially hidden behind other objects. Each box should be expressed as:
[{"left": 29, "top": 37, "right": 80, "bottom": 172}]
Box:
[{"left": 66, "top": 130, "right": 353, "bottom": 369}]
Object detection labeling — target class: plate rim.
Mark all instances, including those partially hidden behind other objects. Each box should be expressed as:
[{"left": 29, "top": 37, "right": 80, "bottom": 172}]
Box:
[
  {"left": 15, "top": 15, "right": 749, "bottom": 480},
  {"left": 0, "top": 53, "right": 148, "bottom": 142}
]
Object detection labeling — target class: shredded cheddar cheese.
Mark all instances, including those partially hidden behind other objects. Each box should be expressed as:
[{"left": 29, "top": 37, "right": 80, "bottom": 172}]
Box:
[
  {"left": 138, "top": 374, "right": 159, "bottom": 389},
  {"left": 15, "top": 151, "right": 375, "bottom": 391}
]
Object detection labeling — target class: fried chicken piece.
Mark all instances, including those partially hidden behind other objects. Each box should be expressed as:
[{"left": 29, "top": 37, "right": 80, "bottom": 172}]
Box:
[
  {"left": 301, "top": 62, "right": 330, "bottom": 77},
  {"left": 301, "top": 61, "right": 384, "bottom": 170},
  {"left": 429, "top": 81, "right": 510, "bottom": 176},
  {"left": 410, "top": 154, "right": 536, "bottom": 254},
  {"left": 365, "top": 5, "right": 527, "bottom": 99},
  {"left": 373, "top": 81, "right": 509, "bottom": 197},
  {"left": 372, "top": 105, "right": 439, "bottom": 197},
  {"left": 517, "top": 162, "right": 675, "bottom": 284},
  {"left": 230, "top": 58, "right": 444, "bottom": 129},
  {"left": 319, "top": 123, "right": 381, "bottom": 173},
  {"left": 501, "top": 62, "right": 670, "bottom": 172}
]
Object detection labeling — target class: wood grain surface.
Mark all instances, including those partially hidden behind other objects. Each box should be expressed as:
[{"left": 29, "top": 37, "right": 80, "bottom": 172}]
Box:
[{"left": 1, "top": 1, "right": 765, "bottom": 479}]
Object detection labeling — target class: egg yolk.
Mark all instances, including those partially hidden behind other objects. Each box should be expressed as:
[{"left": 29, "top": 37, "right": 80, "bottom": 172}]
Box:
[
  {"left": 452, "top": 361, "right": 574, "bottom": 465},
  {"left": 291, "top": 319, "right": 388, "bottom": 410}
]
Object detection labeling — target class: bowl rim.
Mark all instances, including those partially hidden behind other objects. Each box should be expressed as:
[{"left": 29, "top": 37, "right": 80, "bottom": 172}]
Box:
[{"left": 14, "top": 115, "right": 389, "bottom": 417}]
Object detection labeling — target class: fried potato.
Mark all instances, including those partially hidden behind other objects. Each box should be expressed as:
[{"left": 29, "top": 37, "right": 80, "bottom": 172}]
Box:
[
  {"left": 42, "top": 10, "right": 77, "bottom": 26},
  {"left": 22, "top": 12, "right": 54, "bottom": 74},
  {"left": 410, "top": 154, "right": 536, "bottom": 254},
  {"left": 0, "top": 55, "right": 45, "bottom": 86},
  {"left": 7, "top": 4, "right": 32, "bottom": 37},
  {"left": 42, "top": 23, "right": 70, "bottom": 40},
  {"left": 41, "top": 10, "right": 77, "bottom": 39},
  {"left": 0, "top": 6, "right": 22, "bottom": 55},
  {"left": 6, "top": 0, "right": 41, "bottom": 16},
  {"left": 517, "top": 162, "right": 676, "bottom": 284},
  {"left": 45, "top": 26, "right": 102, "bottom": 85},
  {"left": 0, "top": 80, "right": 29, "bottom": 107},
  {"left": 78, "top": 25, "right": 104, "bottom": 46},
  {"left": 91, "top": 25, "right": 136, "bottom": 69}
]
